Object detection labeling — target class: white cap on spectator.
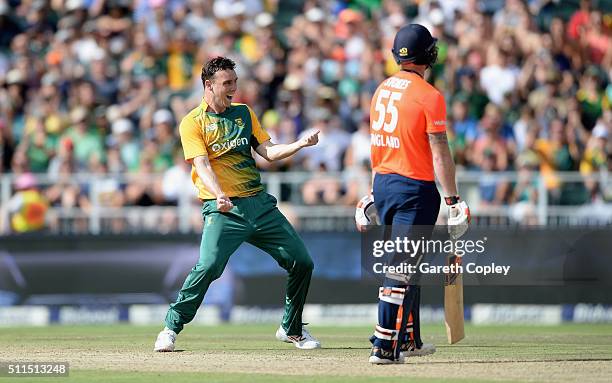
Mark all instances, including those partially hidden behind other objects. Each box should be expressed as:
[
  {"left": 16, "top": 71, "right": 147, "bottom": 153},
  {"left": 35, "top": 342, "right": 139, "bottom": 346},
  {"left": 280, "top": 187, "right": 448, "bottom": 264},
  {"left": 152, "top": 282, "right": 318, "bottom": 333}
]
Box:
[
  {"left": 213, "top": 0, "right": 234, "bottom": 19},
  {"left": 6, "top": 69, "right": 24, "bottom": 85},
  {"left": 106, "top": 105, "right": 122, "bottom": 123},
  {"left": 305, "top": 7, "right": 324, "bottom": 23},
  {"left": 389, "top": 13, "right": 406, "bottom": 28},
  {"left": 91, "top": 47, "right": 106, "bottom": 61},
  {"left": 56, "top": 29, "right": 74, "bottom": 42},
  {"left": 213, "top": 0, "right": 246, "bottom": 19},
  {"left": 153, "top": 109, "right": 174, "bottom": 125},
  {"left": 592, "top": 122, "right": 608, "bottom": 139},
  {"left": 70, "top": 107, "right": 88, "bottom": 124},
  {"left": 232, "top": 1, "right": 246, "bottom": 16},
  {"left": 430, "top": 8, "right": 445, "bottom": 26},
  {"left": 255, "top": 12, "right": 273, "bottom": 28},
  {"left": 283, "top": 74, "right": 302, "bottom": 91},
  {"left": 66, "top": 0, "right": 85, "bottom": 12},
  {"left": 41, "top": 72, "right": 59, "bottom": 86},
  {"left": 317, "top": 86, "right": 336, "bottom": 100},
  {"left": 112, "top": 118, "right": 133, "bottom": 135}
]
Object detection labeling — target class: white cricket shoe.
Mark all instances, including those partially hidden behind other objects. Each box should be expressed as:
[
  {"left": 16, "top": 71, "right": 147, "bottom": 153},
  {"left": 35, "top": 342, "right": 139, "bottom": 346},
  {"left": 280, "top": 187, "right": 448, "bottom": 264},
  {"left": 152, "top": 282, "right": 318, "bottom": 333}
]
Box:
[
  {"left": 401, "top": 343, "right": 436, "bottom": 357},
  {"left": 275, "top": 325, "right": 321, "bottom": 349},
  {"left": 154, "top": 328, "right": 176, "bottom": 352}
]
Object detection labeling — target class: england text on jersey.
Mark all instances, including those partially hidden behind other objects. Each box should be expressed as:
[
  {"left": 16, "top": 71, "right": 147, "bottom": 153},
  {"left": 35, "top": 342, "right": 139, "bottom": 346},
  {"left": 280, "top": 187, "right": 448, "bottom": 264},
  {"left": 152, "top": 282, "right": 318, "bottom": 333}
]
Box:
[{"left": 370, "top": 70, "right": 447, "bottom": 182}]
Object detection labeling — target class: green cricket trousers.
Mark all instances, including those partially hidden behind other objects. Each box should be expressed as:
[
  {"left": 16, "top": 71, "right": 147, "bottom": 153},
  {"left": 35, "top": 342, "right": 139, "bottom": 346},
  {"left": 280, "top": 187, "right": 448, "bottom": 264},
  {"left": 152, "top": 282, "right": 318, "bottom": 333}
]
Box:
[{"left": 164, "top": 192, "right": 314, "bottom": 336}]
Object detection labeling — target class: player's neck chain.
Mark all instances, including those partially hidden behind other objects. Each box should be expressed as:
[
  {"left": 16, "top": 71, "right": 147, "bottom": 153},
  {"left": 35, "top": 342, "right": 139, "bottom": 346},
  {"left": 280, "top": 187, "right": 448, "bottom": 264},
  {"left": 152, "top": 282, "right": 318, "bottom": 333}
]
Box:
[{"left": 401, "top": 69, "right": 424, "bottom": 78}]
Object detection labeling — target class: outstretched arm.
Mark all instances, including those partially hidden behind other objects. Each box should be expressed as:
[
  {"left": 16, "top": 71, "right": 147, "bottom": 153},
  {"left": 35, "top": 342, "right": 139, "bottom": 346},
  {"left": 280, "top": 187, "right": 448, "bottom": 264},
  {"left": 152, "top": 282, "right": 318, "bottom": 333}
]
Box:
[{"left": 255, "top": 130, "right": 319, "bottom": 162}]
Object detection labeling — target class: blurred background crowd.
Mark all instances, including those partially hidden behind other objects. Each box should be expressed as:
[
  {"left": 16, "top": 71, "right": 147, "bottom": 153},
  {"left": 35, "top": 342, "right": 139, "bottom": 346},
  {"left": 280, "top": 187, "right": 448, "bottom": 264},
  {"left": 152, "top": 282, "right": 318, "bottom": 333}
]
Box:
[{"left": 0, "top": 0, "right": 611, "bottom": 233}]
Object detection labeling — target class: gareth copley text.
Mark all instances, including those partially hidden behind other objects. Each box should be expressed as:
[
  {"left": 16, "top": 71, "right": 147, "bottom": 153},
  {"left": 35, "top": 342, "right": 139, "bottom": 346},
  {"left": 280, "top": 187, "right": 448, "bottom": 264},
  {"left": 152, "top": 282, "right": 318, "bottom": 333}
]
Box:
[{"left": 373, "top": 262, "right": 511, "bottom": 276}]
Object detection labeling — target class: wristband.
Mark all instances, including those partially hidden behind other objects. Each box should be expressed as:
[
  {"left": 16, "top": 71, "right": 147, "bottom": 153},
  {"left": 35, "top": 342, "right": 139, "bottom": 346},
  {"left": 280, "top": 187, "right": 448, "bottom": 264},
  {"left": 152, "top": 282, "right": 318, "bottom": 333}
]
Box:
[{"left": 444, "top": 195, "right": 461, "bottom": 206}]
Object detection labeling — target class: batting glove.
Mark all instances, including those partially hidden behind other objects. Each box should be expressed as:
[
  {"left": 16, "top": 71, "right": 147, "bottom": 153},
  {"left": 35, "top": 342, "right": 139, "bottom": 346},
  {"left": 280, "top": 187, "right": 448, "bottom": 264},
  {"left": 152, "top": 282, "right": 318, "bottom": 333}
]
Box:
[
  {"left": 355, "top": 194, "right": 379, "bottom": 232},
  {"left": 446, "top": 196, "right": 470, "bottom": 239}
]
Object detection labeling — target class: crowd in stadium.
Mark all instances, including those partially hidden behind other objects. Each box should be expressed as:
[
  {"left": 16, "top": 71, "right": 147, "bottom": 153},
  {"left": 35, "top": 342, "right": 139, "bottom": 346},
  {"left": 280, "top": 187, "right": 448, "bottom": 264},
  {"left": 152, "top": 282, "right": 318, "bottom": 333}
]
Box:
[{"left": 0, "top": 0, "right": 610, "bottom": 231}]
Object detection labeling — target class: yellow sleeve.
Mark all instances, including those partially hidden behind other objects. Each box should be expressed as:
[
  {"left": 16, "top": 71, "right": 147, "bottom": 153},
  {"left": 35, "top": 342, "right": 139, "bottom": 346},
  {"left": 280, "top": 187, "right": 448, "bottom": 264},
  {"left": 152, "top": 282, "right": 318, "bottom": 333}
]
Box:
[
  {"left": 248, "top": 106, "right": 271, "bottom": 148},
  {"left": 179, "top": 115, "right": 208, "bottom": 160}
]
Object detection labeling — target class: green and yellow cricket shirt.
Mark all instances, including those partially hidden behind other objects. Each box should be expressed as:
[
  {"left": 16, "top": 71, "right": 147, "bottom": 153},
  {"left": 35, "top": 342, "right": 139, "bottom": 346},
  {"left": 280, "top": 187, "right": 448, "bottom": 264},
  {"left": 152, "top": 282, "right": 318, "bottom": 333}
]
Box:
[{"left": 179, "top": 99, "right": 270, "bottom": 200}]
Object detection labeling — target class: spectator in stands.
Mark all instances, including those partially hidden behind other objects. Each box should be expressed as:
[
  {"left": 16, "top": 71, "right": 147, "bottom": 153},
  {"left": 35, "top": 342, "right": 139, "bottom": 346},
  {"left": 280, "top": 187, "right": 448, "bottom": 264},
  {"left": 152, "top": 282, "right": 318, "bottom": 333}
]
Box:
[
  {"left": 22, "top": 119, "right": 54, "bottom": 173},
  {"left": 62, "top": 107, "right": 105, "bottom": 170},
  {"left": 342, "top": 118, "right": 371, "bottom": 206},
  {"left": 298, "top": 108, "right": 350, "bottom": 172},
  {"left": 513, "top": 106, "right": 537, "bottom": 152},
  {"left": 449, "top": 98, "right": 477, "bottom": 166},
  {"left": 580, "top": 120, "right": 609, "bottom": 201},
  {"left": 8, "top": 173, "right": 48, "bottom": 233},
  {"left": 452, "top": 68, "right": 489, "bottom": 120},
  {"left": 151, "top": 109, "right": 178, "bottom": 171},
  {"left": 577, "top": 66, "right": 606, "bottom": 130},
  {"left": 1, "top": 69, "right": 27, "bottom": 142},
  {"left": 535, "top": 117, "right": 585, "bottom": 204},
  {"left": 111, "top": 118, "right": 139, "bottom": 172},
  {"left": 302, "top": 162, "right": 342, "bottom": 206},
  {"left": 469, "top": 104, "right": 513, "bottom": 171},
  {"left": 254, "top": 110, "right": 296, "bottom": 171},
  {"left": 510, "top": 154, "right": 540, "bottom": 225},
  {"left": 0, "top": 118, "right": 14, "bottom": 173},
  {"left": 0, "top": 0, "right": 609, "bottom": 232},
  {"left": 480, "top": 46, "right": 520, "bottom": 106},
  {"left": 478, "top": 150, "right": 510, "bottom": 207}
]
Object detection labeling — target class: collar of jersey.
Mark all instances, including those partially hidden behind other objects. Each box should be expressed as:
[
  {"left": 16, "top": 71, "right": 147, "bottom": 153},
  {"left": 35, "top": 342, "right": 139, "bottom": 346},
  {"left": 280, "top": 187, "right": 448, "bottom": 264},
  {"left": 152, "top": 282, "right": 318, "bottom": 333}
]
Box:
[
  {"left": 399, "top": 69, "right": 423, "bottom": 79},
  {"left": 201, "top": 98, "right": 232, "bottom": 116}
]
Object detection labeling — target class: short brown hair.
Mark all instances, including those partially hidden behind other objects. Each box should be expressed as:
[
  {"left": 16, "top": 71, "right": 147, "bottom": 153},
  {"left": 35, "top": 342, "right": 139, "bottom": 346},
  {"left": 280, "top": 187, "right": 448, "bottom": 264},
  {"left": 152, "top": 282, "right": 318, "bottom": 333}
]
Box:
[{"left": 201, "top": 57, "right": 236, "bottom": 85}]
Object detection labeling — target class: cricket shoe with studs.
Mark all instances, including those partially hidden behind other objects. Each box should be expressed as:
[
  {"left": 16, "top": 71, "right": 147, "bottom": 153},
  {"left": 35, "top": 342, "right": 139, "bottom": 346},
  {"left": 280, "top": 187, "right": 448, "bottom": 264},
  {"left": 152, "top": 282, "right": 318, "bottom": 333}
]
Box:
[
  {"left": 400, "top": 341, "right": 436, "bottom": 358},
  {"left": 275, "top": 325, "right": 321, "bottom": 349},
  {"left": 368, "top": 346, "right": 405, "bottom": 364},
  {"left": 154, "top": 328, "right": 176, "bottom": 352}
]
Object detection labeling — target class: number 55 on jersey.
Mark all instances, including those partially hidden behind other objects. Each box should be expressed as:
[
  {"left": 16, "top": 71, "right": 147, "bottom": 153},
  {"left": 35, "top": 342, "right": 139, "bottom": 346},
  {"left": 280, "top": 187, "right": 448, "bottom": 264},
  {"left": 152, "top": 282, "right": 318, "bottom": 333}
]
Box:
[{"left": 370, "top": 71, "right": 447, "bottom": 182}]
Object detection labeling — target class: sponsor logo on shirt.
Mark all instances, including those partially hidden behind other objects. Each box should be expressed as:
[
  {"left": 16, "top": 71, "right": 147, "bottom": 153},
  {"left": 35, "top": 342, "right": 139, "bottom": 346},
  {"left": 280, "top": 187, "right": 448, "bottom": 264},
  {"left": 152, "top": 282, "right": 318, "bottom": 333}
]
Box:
[
  {"left": 205, "top": 123, "right": 218, "bottom": 132},
  {"left": 211, "top": 137, "right": 249, "bottom": 152},
  {"left": 433, "top": 120, "right": 446, "bottom": 126}
]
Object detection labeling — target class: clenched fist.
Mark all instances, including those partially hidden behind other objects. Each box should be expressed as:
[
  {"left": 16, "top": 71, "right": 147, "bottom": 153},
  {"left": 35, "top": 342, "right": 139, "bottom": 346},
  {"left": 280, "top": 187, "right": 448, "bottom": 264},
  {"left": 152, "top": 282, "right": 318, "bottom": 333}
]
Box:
[{"left": 216, "top": 194, "right": 234, "bottom": 212}]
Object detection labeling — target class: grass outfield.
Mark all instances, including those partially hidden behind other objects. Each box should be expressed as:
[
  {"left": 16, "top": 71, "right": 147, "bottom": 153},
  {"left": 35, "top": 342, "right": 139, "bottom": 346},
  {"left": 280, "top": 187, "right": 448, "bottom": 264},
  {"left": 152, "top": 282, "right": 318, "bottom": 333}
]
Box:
[{"left": 2, "top": 324, "right": 612, "bottom": 382}]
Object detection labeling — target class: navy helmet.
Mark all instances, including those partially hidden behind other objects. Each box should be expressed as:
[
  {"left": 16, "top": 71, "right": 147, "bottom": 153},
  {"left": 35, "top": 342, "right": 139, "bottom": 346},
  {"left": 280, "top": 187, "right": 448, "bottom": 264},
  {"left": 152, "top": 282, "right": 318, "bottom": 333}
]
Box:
[{"left": 392, "top": 24, "right": 438, "bottom": 67}]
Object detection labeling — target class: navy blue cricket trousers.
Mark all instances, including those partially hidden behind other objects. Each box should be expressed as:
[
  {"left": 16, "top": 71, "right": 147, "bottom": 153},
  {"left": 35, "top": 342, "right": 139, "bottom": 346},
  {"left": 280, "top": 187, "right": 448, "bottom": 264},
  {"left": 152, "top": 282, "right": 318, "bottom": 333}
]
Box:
[{"left": 371, "top": 173, "right": 441, "bottom": 350}]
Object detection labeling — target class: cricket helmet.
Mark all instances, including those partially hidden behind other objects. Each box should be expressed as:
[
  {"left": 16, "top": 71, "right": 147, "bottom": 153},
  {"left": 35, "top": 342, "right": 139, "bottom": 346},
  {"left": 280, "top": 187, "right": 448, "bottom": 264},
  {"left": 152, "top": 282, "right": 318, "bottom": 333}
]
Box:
[{"left": 391, "top": 24, "right": 438, "bottom": 67}]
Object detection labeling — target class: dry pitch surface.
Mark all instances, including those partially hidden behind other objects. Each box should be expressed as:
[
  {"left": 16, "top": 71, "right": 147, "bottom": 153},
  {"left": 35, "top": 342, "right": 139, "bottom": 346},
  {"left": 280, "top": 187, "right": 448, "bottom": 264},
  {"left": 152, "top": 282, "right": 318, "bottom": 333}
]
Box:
[{"left": 2, "top": 324, "right": 612, "bottom": 382}]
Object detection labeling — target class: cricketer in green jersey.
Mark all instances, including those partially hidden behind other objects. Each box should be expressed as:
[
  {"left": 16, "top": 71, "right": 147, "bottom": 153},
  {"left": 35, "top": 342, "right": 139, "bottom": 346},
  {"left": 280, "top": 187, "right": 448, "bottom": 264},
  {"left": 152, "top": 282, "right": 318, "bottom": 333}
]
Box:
[{"left": 154, "top": 57, "right": 321, "bottom": 352}]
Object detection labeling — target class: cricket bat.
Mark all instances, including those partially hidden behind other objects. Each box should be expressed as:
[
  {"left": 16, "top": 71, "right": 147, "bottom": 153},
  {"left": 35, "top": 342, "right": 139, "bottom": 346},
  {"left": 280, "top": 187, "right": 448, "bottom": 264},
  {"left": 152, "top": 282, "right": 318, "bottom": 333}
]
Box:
[{"left": 444, "top": 254, "right": 465, "bottom": 344}]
